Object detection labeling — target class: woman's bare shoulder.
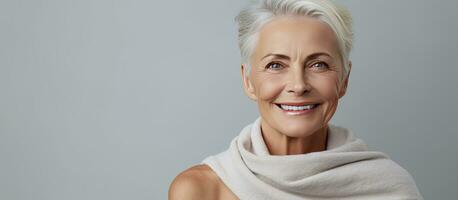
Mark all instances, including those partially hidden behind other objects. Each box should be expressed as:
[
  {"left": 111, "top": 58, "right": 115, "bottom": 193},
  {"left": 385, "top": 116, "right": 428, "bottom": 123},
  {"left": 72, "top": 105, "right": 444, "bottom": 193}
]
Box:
[{"left": 168, "top": 164, "right": 219, "bottom": 200}]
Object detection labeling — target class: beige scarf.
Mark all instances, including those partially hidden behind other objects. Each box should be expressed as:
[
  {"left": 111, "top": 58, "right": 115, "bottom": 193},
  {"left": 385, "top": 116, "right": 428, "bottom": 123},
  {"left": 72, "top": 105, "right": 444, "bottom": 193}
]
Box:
[{"left": 201, "top": 116, "right": 423, "bottom": 200}]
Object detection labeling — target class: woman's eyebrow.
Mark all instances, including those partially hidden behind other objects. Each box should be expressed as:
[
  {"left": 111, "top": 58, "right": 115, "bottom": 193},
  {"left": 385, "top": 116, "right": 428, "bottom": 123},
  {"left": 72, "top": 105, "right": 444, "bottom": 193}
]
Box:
[
  {"left": 261, "top": 52, "right": 333, "bottom": 61},
  {"left": 261, "top": 53, "right": 290, "bottom": 61}
]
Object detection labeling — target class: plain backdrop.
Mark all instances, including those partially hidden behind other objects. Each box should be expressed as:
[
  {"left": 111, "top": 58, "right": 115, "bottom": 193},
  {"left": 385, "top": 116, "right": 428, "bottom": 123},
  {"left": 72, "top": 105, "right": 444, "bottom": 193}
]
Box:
[{"left": 1, "top": 0, "right": 457, "bottom": 199}]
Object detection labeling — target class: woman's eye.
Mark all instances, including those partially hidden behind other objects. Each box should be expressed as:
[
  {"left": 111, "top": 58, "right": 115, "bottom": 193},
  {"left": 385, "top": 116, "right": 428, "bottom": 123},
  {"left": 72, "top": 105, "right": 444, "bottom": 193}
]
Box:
[
  {"left": 311, "top": 62, "right": 329, "bottom": 69},
  {"left": 266, "top": 62, "right": 283, "bottom": 70}
]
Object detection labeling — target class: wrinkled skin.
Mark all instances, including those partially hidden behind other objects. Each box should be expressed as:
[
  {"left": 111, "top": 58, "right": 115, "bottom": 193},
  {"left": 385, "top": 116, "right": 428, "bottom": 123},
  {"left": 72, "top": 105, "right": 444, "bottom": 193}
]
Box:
[{"left": 241, "top": 15, "right": 352, "bottom": 155}]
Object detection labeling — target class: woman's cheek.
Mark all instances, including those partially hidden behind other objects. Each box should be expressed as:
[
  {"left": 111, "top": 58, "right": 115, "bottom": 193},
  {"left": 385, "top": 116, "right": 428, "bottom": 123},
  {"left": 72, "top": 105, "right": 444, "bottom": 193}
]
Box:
[
  {"left": 257, "top": 76, "right": 284, "bottom": 101},
  {"left": 314, "top": 76, "right": 341, "bottom": 124},
  {"left": 310, "top": 73, "right": 341, "bottom": 98}
]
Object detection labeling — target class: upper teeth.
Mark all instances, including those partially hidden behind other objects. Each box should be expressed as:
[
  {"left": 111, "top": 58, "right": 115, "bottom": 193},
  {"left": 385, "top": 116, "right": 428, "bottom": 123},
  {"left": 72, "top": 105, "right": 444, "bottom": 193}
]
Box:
[{"left": 280, "top": 104, "right": 316, "bottom": 111}]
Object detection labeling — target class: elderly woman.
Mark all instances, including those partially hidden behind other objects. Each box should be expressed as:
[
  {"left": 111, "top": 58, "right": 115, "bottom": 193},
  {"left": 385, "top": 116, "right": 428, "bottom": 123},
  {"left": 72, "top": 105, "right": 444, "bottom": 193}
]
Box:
[{"left": 169, "top": 0, "right": 423, "bottom": 199}]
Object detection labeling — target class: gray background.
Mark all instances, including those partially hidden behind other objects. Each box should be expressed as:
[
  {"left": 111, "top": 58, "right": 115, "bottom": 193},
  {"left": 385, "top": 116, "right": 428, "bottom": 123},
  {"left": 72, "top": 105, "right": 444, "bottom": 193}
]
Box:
[{"left": 1, "top": 0, "right": 457, "bottom": 199}]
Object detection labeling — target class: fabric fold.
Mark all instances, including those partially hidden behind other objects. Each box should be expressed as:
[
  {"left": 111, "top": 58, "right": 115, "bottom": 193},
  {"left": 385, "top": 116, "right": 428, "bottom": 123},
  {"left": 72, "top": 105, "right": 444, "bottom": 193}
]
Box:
[{"left": 201, "top": 116, "right": 423, "bottom": 200}]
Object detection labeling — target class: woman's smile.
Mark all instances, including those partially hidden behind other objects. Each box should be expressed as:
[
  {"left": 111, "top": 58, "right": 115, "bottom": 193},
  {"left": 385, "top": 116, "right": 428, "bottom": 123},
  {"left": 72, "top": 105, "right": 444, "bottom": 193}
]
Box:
[{"left": 274, "top": 102, "right": 321, "bottom": 116}]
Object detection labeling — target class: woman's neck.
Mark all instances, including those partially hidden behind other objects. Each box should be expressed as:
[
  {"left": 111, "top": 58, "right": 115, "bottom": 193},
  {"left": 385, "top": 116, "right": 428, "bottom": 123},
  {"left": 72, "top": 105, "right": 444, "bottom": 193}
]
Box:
[{"left": 260, "top": 120, "right": 328, "bottom": 155}]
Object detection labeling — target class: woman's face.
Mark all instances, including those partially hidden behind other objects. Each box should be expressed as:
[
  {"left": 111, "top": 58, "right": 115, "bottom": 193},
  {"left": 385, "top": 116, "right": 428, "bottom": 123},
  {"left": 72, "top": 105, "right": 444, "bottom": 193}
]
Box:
[{"left": 241, "top": 16, "right": 351, "bottom": 138}]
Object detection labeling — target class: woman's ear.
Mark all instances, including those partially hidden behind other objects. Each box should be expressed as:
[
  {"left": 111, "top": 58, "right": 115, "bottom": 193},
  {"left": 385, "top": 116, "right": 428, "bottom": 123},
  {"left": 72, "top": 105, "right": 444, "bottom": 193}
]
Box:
[
  {"left": 339, "top": 61, "right": 352, "bottom": 99},
  {"left": 241, "top": 64, "right": 258, "bottom": 101}
]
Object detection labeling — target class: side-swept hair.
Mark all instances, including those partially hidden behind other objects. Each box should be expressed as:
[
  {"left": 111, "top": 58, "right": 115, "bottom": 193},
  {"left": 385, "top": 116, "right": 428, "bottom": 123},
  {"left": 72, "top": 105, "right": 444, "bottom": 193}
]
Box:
[{"left": 235, "top": 0, "right": 353, "bottom": 80}]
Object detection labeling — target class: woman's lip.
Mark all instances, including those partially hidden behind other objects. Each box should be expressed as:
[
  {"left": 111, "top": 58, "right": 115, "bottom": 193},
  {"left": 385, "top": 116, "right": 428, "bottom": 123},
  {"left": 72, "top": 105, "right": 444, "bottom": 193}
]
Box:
[
  {"left": 274, "top": 103, "right": 321, "bottom": 106},
  {"left": 274, "top": 103, "right": 321, "bottom": 108},
  {"left": 274, "top": 103, "right": 320, "bottom": 115},
  {"left": 275, "top": 102, "right": 320, "bottom": 106}
]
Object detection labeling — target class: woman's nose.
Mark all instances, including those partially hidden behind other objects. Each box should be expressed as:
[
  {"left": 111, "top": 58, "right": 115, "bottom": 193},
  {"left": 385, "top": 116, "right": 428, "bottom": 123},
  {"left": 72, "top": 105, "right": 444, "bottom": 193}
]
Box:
[{"left": 288, "top": 71, "right": 311, "bottom": 95}]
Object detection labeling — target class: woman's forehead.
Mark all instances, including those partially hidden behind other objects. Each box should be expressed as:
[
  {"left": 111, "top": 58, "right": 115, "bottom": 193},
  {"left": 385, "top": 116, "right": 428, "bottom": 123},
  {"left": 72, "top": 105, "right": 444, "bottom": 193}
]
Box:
[{"left": 253, "top": 16, "right": 339, "bottom": 60}]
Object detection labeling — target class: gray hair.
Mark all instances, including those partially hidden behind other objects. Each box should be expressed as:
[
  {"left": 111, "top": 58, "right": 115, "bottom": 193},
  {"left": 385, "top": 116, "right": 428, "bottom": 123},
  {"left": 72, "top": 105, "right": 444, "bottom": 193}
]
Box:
[{"left": 235, "top": 0, "right": 353, "bottom": 81}]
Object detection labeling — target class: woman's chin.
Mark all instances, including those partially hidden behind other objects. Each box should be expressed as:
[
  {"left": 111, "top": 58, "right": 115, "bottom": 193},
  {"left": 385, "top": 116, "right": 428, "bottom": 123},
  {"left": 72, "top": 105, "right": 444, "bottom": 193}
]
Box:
[
  {"left": 282, "top": 123, "right": 320, "bottom": 137},
  {"left": 260, "top": 103, "right": 325, "bottom": 137},
  {"left": 270, "top": 117, "right": 320, "bottom": 137}
]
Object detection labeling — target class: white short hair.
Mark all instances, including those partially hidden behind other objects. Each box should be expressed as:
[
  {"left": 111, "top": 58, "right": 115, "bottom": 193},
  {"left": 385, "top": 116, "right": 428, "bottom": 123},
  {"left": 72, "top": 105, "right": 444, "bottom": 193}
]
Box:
[{"left": 235, "top": 0, "right": 353, "bottom": 81}]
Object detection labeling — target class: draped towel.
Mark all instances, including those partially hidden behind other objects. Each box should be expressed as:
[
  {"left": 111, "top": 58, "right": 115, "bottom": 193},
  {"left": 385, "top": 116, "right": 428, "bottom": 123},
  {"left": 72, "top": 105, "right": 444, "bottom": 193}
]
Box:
[{"left": 201, "top": 116, "right": 423, "bottom": 200}]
